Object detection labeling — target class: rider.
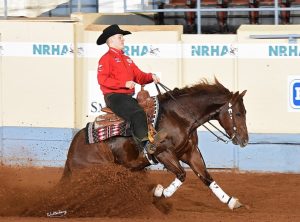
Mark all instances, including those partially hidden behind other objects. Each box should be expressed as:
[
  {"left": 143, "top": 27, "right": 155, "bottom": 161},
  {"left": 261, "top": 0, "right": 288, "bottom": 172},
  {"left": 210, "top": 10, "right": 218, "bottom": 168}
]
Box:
[{"left": 96, "top": 24, "right": 166, "bottom": 154}]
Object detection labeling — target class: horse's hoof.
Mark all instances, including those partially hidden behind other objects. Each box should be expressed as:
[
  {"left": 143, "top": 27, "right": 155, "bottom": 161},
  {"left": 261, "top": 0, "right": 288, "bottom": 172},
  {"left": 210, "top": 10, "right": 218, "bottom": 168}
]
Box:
[
  {"left": 153, "top": 184, "right": 164, "bottom": 197},
  {"left": 228, "top": 197, "right": 243, "bottom": 210}
]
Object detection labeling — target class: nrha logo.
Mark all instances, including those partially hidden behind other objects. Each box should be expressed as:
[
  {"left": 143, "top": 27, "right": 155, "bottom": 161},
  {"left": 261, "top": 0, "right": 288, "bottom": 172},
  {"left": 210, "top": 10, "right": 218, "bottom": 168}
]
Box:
[{"left": 288, "top": 76, "right": 300, "bottom": 111}]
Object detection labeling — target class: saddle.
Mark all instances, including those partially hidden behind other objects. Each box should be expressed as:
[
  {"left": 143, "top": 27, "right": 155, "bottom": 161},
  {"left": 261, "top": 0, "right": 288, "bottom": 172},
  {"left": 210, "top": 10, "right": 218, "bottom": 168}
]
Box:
[{"left": 86, "top": 86, "right": 159, "bottom": 144}]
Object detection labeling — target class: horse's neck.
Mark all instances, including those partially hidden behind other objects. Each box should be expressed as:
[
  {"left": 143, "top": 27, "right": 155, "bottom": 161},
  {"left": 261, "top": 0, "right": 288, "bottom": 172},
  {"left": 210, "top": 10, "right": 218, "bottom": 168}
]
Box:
[{"left": 161, "top": 94, "right": 227, "bottom": 129}]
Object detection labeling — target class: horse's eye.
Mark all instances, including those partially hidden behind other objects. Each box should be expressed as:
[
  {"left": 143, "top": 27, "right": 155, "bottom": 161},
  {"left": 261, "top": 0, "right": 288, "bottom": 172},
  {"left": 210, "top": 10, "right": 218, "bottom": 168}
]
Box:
[{"left": 236, "top": 113, "right": 241, "bottom": 117}]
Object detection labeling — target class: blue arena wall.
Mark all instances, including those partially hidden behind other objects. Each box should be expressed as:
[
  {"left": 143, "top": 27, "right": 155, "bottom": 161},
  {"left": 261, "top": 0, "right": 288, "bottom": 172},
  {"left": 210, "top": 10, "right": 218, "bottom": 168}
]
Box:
[
  {"left": 199, "top": 131, "right": 300, "bottom": 173},
  {"left": 1, "top": 126, "right": 299, "bottom": 173},
  {"left": 0, "top": 126, "right": 75, "bottom": 166}
]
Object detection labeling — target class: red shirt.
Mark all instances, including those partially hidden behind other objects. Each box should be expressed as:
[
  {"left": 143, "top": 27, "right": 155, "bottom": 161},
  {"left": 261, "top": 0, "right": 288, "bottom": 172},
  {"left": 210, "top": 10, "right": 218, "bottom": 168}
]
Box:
[{"left": 97, "top": 47, "right": 154, "bottom": 95}]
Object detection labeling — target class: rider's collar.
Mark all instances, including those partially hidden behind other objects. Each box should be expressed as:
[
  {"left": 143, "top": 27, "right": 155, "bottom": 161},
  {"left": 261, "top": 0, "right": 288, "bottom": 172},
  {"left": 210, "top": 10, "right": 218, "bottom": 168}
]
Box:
[{"left": 109, "top": 47, "right": 124, "bottom": 55}]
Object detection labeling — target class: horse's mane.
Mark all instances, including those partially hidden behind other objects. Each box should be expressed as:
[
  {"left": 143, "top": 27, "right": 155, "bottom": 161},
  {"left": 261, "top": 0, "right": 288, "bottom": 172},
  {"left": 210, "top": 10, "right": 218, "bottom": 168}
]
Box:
[{"left": 159, "top": 77, "right": 232, "bottom": 102}]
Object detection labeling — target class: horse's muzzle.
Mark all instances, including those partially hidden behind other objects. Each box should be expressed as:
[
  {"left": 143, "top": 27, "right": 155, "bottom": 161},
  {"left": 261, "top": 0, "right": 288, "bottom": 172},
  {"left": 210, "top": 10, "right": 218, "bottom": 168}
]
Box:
[
  {"left": 240, "top": 140, "right": 248, "bottom": 148},
  {"left": 232, "top": 136, "right": 248, "bottom": 148}
]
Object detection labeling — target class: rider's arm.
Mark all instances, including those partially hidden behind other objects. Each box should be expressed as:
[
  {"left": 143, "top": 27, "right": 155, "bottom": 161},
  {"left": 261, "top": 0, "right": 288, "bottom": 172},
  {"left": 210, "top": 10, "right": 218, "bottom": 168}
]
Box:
[
  {"left": 97, "top": 56, "right": 126, "bottom": 89},
  {"left": 131, "top": 61, "right": 154, "bottom": 85}
]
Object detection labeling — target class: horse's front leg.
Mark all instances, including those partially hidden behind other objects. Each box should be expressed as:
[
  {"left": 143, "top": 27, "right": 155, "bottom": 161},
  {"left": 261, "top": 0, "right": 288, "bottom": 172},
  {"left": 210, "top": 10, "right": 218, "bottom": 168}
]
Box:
[
  {"left": 153, "top": 149, "right": 186, "bottom": 198},
  {"left": 180, "top": 133, "right": 242, "bottom": 210}
]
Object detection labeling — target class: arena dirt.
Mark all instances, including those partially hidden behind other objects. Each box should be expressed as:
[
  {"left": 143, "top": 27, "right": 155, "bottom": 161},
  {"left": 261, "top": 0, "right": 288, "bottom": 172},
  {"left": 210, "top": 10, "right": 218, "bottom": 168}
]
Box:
[{"left": 0, "top": 165, "right": 300, "bottom": 222}]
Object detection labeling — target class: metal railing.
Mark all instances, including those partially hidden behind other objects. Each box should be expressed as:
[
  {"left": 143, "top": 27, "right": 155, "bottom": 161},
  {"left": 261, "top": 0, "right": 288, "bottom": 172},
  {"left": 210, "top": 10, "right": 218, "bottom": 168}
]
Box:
[
  {"left": 123, "top": 0, "right": 300, "bottom": 33},
  {"left": 2, "top": 0, "right": 300, "bottom": 33}
]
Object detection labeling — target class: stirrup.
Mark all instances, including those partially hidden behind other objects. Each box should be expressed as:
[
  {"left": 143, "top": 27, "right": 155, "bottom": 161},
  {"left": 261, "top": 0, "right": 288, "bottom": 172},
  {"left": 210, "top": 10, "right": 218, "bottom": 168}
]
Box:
[
  {"left": 146, "top": 130, "right": 168, "bottom": 154},
  {"left": 146, "top": 143, "right": 156, "bottom": 154},
  {"left": 152, "top": 130, "right": 167, "bottom": 145}
]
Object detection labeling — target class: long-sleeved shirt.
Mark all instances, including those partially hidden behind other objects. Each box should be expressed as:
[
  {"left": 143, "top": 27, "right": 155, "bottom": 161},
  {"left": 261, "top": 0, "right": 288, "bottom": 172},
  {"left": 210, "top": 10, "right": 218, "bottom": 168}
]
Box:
[{"left": 97, "top": 47, "right": 153, "bottom": 95}]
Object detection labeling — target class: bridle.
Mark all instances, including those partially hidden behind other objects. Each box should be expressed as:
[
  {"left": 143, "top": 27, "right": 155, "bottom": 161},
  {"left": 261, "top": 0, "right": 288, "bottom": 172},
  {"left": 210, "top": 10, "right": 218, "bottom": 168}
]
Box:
[
  {"left": 206, "top": 102, "right": 238, "bottom": 143},
  {"left": 155, "top": 82, "right": 238, "bottom": 144}
]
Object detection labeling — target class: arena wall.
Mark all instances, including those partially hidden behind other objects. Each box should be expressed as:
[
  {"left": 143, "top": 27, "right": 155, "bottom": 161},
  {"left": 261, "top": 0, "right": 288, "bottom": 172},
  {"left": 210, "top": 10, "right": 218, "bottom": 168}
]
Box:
[
  {"left": 0, "top": 15, "right": 299, "bottom": 172},
  {"left": 0, "top": 20, "right": 77, "bottom": 166}
]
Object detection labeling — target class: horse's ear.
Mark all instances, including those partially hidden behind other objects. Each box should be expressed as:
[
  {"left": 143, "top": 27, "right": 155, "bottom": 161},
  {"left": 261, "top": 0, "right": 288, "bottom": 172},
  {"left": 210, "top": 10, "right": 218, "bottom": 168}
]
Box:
[
  {"left": 236, "top": 90, "right": 247, "bottom": 102},
  {"left": 231, "top": 90, "right": 246, "bottom": 105},
  {"left": 239, "top": 90, "right": 247, "bottom": 98},
  {"left": 232, "top": 91, "right": 239, "bottom": 100},
  {"left": 230, "top": 91, "right": 240, "bottom": 105}
]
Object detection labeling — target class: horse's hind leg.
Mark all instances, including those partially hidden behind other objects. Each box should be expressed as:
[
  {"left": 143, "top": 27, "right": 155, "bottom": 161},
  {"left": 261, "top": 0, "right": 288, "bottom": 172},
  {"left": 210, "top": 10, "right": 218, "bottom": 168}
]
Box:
[
  {"left": 153, "top": 149, "right": 186, "bottom": 198},
  {"left": 60, "top": 129, "right": 114, "bottom": 182},
  {"left": 180, "top": 132, "right": 242, "bottom": 210}
]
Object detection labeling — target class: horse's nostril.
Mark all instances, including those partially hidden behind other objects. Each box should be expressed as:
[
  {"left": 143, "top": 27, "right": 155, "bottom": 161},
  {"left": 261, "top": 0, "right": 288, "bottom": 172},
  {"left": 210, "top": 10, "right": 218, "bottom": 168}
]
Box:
[
  {"left": 232, "top": 140, "right": 238, "bottom": 145},
  {"left": 240, "top": 141, "right": 248, "bottom": 148}
]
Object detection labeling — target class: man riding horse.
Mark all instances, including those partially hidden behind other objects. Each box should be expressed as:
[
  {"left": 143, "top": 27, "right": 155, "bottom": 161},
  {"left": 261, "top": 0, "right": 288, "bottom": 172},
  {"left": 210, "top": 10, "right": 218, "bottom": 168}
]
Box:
[
  {"left": 61, "top": 24, "right": 250, "bottom": 210},
  {"left": 96, "top": 24, "right": 167, "bottom": 155}
]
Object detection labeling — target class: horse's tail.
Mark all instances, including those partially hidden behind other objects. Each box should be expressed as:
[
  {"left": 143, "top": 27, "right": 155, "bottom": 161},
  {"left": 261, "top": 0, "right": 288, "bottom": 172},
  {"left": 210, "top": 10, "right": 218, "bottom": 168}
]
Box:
[
  {"left": 59, "top": 128, "right": 83, "bottom": 184},
  {"left": 59, "top": 161, "right": 72, "bottom": 184}
]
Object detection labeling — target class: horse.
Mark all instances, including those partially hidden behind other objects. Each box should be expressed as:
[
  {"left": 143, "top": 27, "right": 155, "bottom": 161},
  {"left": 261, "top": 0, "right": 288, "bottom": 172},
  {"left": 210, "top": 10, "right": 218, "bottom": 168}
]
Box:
[{"left": 62, "top": 78, "right": 248, "bottom": 210}]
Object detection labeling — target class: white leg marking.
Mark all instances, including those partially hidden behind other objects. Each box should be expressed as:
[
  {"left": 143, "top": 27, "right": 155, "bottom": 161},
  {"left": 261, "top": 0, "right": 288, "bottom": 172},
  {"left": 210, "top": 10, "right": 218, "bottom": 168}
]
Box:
[
  {"left": 228, "top": 197, "right": 243, "bottom": 210},
  {"left": 209, "top": 181, "right": 243, "bottom": 209},
  {"left": 163, "top": 178, "right": 183, "bottom": 198},
  {"left": 153, "top": 184, "right": 164, "bottom": 197},
  {"left": 209, "top": 181, "right": 230, "bottom": 203}
]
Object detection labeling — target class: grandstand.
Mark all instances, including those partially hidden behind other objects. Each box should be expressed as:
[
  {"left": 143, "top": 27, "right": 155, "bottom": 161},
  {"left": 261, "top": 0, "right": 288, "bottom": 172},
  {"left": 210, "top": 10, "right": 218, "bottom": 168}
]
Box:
[
  {"left": 156, "top": 0, "right": 300, "bottom": 33},
  {"left": 1, "top": 0, "right": 300, "bottom": 33}
]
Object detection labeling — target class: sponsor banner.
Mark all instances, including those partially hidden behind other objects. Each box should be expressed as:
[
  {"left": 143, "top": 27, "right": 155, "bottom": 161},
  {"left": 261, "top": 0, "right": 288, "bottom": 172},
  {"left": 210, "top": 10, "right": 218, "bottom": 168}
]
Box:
[
  {"left": 288, "top": 76, "right": 300, "bottom": 112},
  {"left": 1, "top": 42, "right": 300, "bottom": 59},
  {"left": 184, "top": 43, "right": 300, "bottom": 59},
  {"left": 1, "top": 42, "right": 78, "bottom": 58},
  {"left": 0, "top": 42, "right": 181, "bottom": 58},
  {"left": 81, "top": 43, "right": 181, "bottom": 59},
  {"left": 88, "top": 70, "right": 105, "bottom": 116},
  {"left": 239, "top": 44, "right": 300, "bottom": 59},
  {"left": 87, "top": 70, "right": 160, "bottom": 116},
  {"left": 182, "top": 43, "right": 238, "bottom": 58}
]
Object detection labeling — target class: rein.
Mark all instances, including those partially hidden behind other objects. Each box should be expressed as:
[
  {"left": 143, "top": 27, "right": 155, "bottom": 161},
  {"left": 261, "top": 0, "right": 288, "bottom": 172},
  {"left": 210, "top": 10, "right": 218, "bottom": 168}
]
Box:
[{"left": 155, "top": 82, "right": 235, "bottom": 144}]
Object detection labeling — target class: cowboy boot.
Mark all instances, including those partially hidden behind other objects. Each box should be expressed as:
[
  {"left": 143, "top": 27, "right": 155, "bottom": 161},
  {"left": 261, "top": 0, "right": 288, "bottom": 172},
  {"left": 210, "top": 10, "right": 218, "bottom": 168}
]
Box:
[{"left": 145, "top": 130, "right": 168, "bottom": 154}]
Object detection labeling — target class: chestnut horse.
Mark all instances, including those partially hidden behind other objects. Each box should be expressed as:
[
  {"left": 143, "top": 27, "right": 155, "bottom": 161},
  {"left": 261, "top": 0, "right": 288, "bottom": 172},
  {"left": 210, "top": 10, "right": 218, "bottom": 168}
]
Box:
[{"left": 62, "top": 78, "right": 248, "bottom": 210}]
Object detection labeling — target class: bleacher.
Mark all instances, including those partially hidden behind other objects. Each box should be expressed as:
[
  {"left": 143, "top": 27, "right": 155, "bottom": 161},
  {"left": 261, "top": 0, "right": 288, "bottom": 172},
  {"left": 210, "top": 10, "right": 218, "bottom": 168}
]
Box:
[
  {"left": 157, "top": 0, "right": 300, "bottom": 33},
  {"left": 25, "top": 0, "right": 300, "bottom": 34}
]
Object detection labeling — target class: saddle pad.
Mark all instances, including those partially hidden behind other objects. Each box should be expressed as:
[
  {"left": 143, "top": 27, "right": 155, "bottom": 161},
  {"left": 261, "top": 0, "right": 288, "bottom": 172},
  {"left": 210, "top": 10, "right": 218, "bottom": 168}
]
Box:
[
  {"left": 86, "top": 121, "right": 131, "bottom": 144},
  {"left": 86, "top": 96, "right": 160, "bottom": 144}
]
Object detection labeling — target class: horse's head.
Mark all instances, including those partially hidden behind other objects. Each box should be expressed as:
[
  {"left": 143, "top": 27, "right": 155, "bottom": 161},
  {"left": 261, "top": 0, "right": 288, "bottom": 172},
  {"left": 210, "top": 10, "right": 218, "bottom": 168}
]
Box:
[{"left": 216, "top": 90, "right": 249, "bottom": 148}]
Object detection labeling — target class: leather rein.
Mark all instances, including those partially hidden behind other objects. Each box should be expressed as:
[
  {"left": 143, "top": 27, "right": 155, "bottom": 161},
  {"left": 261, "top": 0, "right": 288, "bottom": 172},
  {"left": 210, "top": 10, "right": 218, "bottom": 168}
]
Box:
[{"left": 155, "top": 82, "right": 237, "bottom": 144}]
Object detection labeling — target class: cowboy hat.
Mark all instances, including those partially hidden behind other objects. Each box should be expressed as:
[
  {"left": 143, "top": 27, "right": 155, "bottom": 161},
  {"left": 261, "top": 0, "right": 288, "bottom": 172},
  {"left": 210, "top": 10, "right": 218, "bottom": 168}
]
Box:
[{"left": 96, "top": 24, "right": 131, "bottom": 45}]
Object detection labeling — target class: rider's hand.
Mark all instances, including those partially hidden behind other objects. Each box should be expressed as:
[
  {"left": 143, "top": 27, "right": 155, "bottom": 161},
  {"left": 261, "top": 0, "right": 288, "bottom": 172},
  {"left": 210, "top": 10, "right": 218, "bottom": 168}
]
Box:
[
  {"left": 152, "top": 74, "right": 160, "bottom": 84},
  {"left": 125, "top": 81, "right": 136, "bottom": 89}
]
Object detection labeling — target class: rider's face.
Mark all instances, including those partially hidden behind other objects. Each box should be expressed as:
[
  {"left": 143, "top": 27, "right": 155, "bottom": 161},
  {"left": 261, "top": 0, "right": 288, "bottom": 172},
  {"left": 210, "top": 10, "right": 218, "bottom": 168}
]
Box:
[{"left": 108, "top": 34, "right": 125, "bottom": 50}]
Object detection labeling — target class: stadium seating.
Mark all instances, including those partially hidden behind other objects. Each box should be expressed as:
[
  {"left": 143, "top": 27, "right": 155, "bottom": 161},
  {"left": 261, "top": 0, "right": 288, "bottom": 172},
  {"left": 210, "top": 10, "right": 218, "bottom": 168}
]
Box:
[{"left": 158, "top": 0, "right": 300, "bottom": 33}]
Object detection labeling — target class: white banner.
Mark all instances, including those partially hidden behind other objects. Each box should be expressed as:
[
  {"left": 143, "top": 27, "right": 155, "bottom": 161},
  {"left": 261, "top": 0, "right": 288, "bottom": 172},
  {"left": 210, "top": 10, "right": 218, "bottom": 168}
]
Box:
[
  {"left": 1, "top": 42, "right": 77, "bottom": 58},
  {"left": 183, "top": 43, "right": 300, "bottom": 59},
  {"left": 81, "top": 43, "right": 300, "bottom": 59},
  {"left": 80, "top": 43, "right": 181, "bottom": 59},
  {"left": 1, "top": 42, "right": 300, "bottom": 59}
]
